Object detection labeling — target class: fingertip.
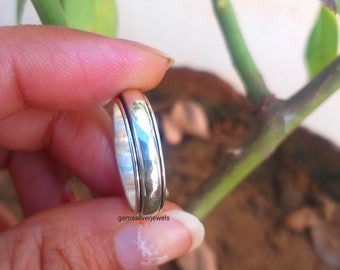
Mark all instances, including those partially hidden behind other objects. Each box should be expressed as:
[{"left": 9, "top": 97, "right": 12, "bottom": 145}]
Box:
[
  {"left": 166, "top": 209, "right": 205, "bottom": 252},
  {"left": 114, "top": 209, "right": 205, "bottom": 269},
  {"left": 0, "top": 198, "right": 202, "bottom": 269}
]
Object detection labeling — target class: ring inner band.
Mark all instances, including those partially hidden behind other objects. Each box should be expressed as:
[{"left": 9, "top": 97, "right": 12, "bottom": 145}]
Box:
[{"left": 113, "top": 101, "right": 140, "bottom": 212}]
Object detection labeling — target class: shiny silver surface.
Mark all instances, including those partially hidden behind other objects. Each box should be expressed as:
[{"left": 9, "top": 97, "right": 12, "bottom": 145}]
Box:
[{"left": 113, "top": 90, "right": 166, "bottom": 215}]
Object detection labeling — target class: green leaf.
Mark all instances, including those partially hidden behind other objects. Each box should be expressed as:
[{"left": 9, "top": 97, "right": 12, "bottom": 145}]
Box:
[
  {"left": 61, "top": 0, "right": 117, "bottom": 37},
  {"left": 320, "top": 0, "right": 337, "bottom": 13},
  {"left": 31, "top": 0, "right": 117, "bottom": 37},
  {"left": 319, "top": 0, "right": 340, "bottom": 14},
  {"left": 306, "top": 5, "right": 338, "bottom": 78},
  {"left": 16, "top": 0, "right": 26, "bottom": 24},
  {"left": 337, "top": 0, "right": 340, "bottom": 12},
  {"left": 31, "top": 0, "right": 68, "bottom": 26}
]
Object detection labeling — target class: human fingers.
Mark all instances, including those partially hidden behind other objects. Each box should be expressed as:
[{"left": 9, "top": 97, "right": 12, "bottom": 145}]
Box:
[
  {"left": 1, "top": 109, "right": 122, "bottom": 217},
  {"left": 0, "top": 110, "right": 119, "bottom": 219},
  {"left": 0, "top": 199, "right": 204, "bottom": 270},
  {"left": 0, "top": 25, "right": 170, "bottom": 211},
  {"left": 8, "top": 151, "right": 69, "bottom": 217},
  {"left": 1, "top": 108, "right": 123, "bottom": 202},
  {"left": 0, "top": 25, "right": 171, "bottom": 120}
]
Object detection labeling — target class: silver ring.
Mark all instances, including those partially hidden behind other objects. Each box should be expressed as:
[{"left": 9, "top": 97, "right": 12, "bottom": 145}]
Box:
[{"left": 112, "top": 89, "right": 166, "bottom": 215}]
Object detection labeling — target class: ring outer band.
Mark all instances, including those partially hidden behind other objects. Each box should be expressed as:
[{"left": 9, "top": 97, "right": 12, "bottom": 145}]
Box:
[{"left": 113, "top": 89, "right": 166, "bottom": 216}]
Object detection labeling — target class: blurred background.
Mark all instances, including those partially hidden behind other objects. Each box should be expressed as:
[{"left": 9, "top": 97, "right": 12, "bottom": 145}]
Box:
[{"left": 1, "top": 0, "right": 340, "bottom": 147}]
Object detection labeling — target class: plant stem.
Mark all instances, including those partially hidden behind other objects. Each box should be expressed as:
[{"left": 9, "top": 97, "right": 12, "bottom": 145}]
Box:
[
  {"left": 31, "top": 0, "right": 68, "bottom": 26},
  {"left": 185, "top": 56, "right": 340, "bottom": 220},
  {"left": 16, "top": 0, "right": 26, "bottom": 24},
  {"left": 213, "top": 0, "right": 270, "bottom": 105},
  {"left": 284, "top": 56, "right": 340, "bottom": 133}
]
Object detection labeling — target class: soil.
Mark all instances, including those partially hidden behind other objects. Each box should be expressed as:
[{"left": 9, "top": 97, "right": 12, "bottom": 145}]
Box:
[
  {"left": 148, "top": 68, "right": 340, "bottom": 270},
  {"left": 1, "top": 67, "right": 340, "bottom": 269}
]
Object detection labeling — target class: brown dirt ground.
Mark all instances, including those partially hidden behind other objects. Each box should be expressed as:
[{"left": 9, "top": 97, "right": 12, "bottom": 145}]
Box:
[
  {"left": 2, "top": 67, "right": 340, "bottom": 269},
  {"left": 149, "top": 68, "right": 340, "bottom": 270}
]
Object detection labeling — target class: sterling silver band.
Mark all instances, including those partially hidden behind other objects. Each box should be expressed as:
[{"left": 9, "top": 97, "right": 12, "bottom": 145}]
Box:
[{"left": 112, "top": 90, "right": 166, "bottom": 215}]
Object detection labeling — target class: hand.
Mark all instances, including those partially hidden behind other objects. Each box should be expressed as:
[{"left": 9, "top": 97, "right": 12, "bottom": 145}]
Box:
[{"left": 0, "top": 26, "right": 204, "bottom": 269}]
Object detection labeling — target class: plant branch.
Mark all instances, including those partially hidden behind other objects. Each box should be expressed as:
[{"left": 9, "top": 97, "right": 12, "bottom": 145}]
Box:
[
  {"left": 213, "top": 0, "right": 270, "bottom": 104},
  {"left": 185, "top": 56, "right": 340, "bottom": 220},
  {"left": 284, "top": 56, "right": 340, "bottom": 133},
  {"left": 31, "top": 0, "right": 68, "bottom": 26}
]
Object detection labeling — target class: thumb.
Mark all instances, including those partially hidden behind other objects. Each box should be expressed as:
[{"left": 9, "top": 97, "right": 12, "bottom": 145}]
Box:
[{"left": 0, "top": 198, "right": 204, "bottom": 270}]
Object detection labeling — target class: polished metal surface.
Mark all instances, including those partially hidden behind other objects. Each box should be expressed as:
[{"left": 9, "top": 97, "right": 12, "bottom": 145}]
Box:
[{"left": 112, "top": 90, "right": 166, "bottom": 215}]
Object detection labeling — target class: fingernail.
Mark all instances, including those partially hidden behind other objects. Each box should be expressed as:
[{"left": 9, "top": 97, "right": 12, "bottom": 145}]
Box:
[
  {"left": 167, "top": 210, "right": 205, "bottom": 252},
  {"left": 122, "top": 39, "right": 174, "bottom": 69},
  {"left": 166, "top": 57, "right": 174, "bottom": 70},
  {"left": 114, "top": 210, "right": 204, "bottom": 269}
]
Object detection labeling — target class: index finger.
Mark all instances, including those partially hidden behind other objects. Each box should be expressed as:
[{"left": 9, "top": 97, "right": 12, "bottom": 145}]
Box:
[{"left": 0, "top": 25, "right": 171, "bottom": 120}]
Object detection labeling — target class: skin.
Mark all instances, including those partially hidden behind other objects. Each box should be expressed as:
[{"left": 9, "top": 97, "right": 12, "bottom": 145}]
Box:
[{"left": 0, "top": 26, "right": 199, "bottom": 269}]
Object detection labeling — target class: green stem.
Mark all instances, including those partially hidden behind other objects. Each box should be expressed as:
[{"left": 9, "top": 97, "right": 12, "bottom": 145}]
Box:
[
  {"left": 31, "top": 0, "right": 68, "bottom": 26},
  {"left": 185, "top": 56, "right": 340, "bottom": 220},
  {"left": 213, "top": 0, "right": 270, "bottom": 104},
  {"left": 184, "top": 118, "right": 284, "bottom": 219},
  {"left": 16, "top": 0, "right": 26, "bottom": 24},
  {"left": 284, "top": 56, "right": 340, "bottom": 133}
]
